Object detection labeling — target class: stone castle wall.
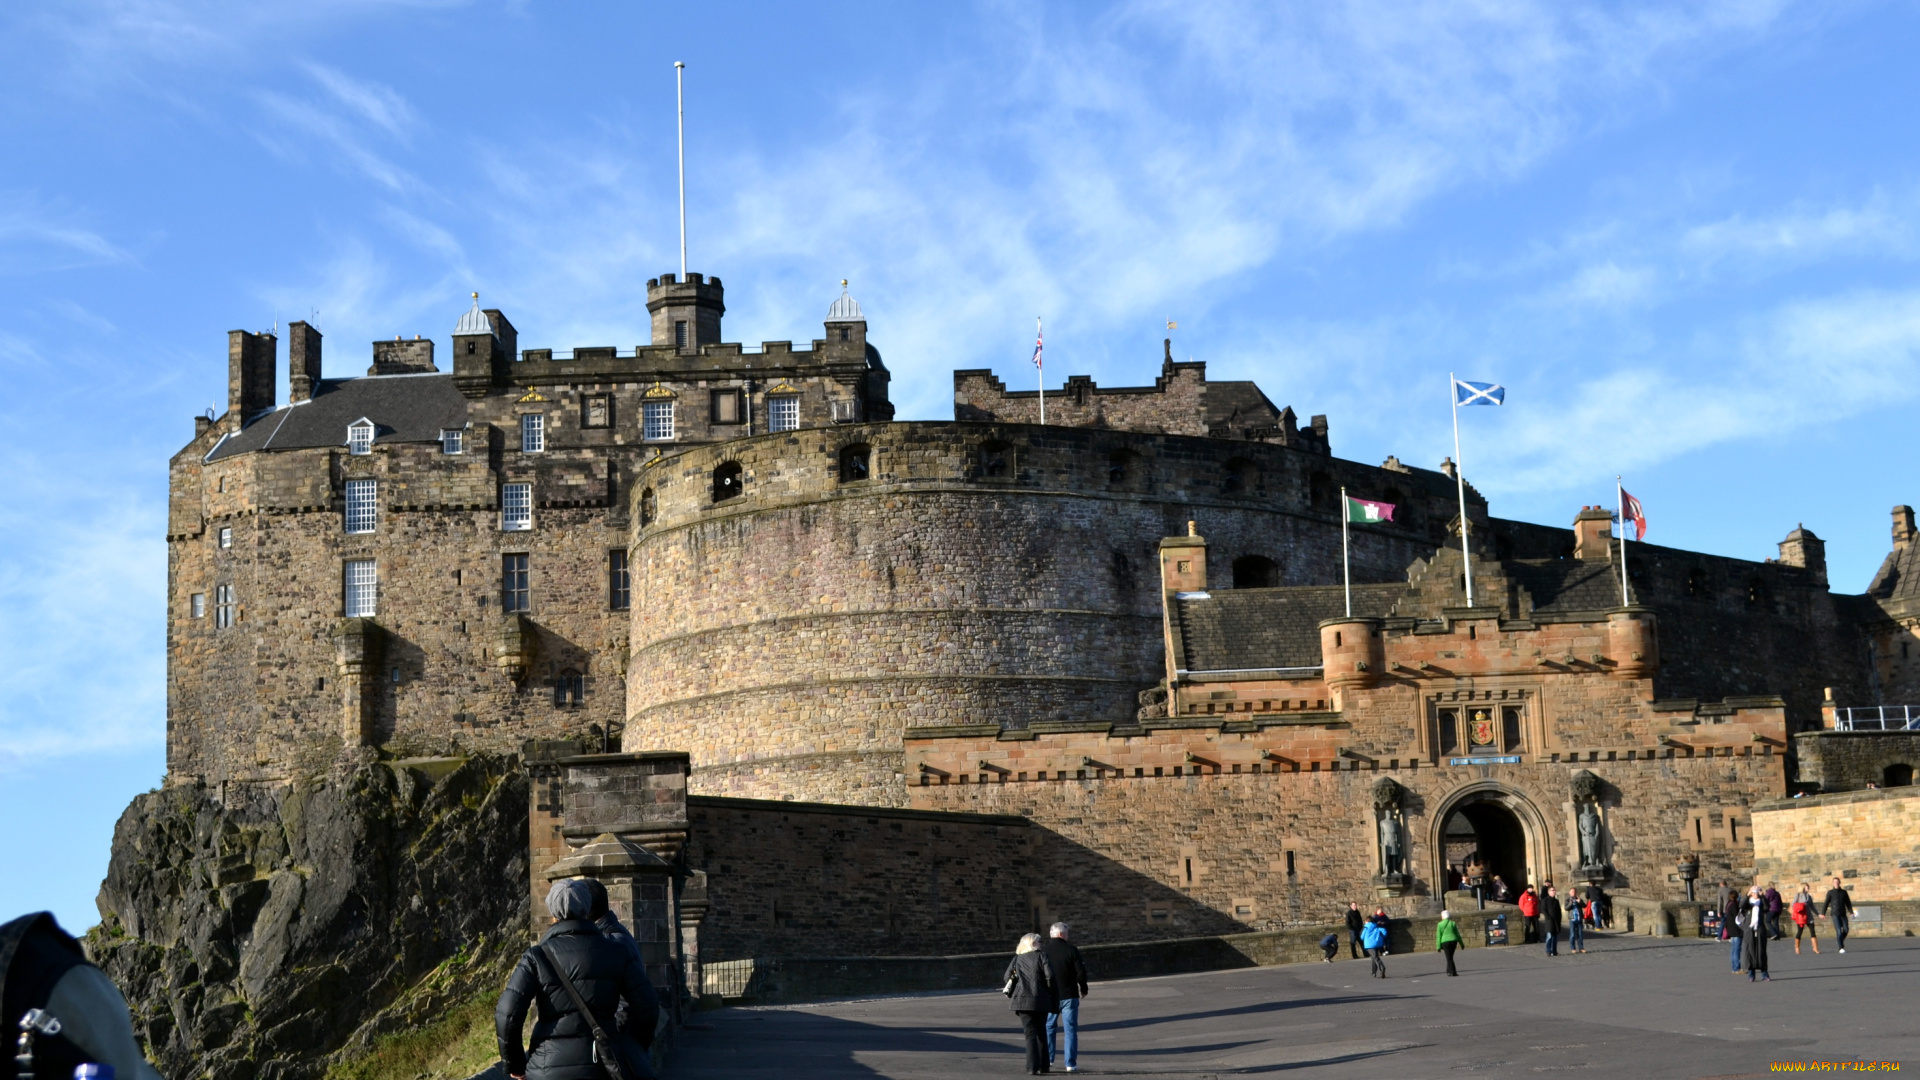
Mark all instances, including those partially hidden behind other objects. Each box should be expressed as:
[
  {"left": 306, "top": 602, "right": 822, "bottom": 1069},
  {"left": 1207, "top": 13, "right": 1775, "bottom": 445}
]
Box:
[
  {"left": 624, "top": 422, "right": 1479, "bottom": 804},
  {"left": 1753, "top": 786, "right": 1920, "bottom": 899}
]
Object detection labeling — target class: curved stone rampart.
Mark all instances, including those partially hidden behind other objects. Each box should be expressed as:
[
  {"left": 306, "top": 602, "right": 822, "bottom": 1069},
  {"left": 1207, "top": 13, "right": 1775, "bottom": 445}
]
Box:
[{"left": 626, "top": 422, "right": 1472, "bottom": 803}]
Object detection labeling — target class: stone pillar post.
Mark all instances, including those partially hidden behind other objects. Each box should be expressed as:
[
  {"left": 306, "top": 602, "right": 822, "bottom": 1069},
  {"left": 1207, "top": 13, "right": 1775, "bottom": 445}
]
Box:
[{"left": 550, "top": 752, "right": 703, "bottom": 1012}]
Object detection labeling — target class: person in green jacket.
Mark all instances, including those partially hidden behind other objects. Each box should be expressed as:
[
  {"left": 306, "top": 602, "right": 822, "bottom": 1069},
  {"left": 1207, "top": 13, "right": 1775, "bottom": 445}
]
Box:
[{"left": 1435, "top": 910, "right": 1463, "bottom": 977}]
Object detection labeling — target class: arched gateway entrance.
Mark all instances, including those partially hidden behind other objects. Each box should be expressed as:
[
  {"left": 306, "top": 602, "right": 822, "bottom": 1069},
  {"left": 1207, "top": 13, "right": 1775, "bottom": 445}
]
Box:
[{"left": 1432, "top": 783, "right": 1553, "bottom": 898}]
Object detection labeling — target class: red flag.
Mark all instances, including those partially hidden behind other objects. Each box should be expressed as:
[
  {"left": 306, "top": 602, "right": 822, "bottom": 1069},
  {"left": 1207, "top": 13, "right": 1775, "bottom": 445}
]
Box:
[{"left": 1621, "top": 488, "right": 1647, "bottom": 541}]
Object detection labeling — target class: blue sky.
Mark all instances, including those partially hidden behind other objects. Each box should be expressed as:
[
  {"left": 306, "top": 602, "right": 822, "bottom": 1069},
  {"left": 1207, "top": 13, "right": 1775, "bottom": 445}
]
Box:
[{"left": 3, "top": 0, "right": 1918, "bottom": 930}]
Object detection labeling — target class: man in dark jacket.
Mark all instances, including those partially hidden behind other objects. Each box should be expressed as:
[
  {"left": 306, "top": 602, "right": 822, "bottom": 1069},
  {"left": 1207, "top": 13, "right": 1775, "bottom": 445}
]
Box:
[
  {"left": 1764, "top": 884, "right": 1785, "bottom": 940},
  {"left": 1540, "top": 885, "right": 1562, "bottom": 956},
  {"left": 1042, "top": 923, "right": 1089, "bottom": 1074},
  {"left": 1824, "top": 877, "right": 1855, "bottom": 953},
  {"left": 498, "top": 879, "right": 661, "bottom": 1080},
  {"left": 1344, "top": 902, "right": 1365, "bottom": 959},
  {"left": 582, "top": 878, "right": 662, "bottom": 1044}
]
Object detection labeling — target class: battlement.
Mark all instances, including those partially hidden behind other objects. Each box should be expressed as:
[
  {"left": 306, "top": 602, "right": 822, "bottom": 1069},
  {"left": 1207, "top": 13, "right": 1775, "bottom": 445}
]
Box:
[{"left": 954, "top": 344, "right": 1329, "bottom": 452}]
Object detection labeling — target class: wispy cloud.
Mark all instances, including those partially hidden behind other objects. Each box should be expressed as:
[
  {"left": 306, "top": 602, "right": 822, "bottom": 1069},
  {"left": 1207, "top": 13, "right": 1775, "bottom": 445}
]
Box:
[
  {"left": 251, "top": 66, "right": 424, "bottom": 192},
  {"left": 0, "top": 193, "right": 135, "bottom": 274}
]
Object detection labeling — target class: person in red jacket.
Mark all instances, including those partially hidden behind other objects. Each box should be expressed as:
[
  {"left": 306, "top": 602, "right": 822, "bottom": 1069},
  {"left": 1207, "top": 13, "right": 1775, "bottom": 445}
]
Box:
[{"left": 1518, "top": 885, "right": 1540, "bottom": 944}]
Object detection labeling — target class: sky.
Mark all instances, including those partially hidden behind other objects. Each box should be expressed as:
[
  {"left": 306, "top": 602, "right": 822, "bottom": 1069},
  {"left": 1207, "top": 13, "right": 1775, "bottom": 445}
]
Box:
[{"left": 2, "top": 0, "right": 1918, "bottom": 931}]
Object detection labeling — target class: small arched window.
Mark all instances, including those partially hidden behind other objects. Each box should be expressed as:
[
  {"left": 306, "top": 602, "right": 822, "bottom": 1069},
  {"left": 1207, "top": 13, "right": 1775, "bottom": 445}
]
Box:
[
  {"left": 639, "top": 487, "right": 656, "bottom": 526},
  {"left": 712, "top": 462, "right": 744, "bottom": 503},
  {"left": 839, "top": 443, "right": 871, "bottom": 482},
  {"left": 1886, "top": 763, "right": 1914, "bottom": 788},
  {"left": 466, "top": 340, "right": 477, "bottom": 355},
  {"left": 1222, "top": 458, "right": 1254, "bottom": 495},
  {"left": 555, "top": 668, "right": 585, "bottom": 708},
  {"left": 1108, "top": 449, "right": 1136, "bottom": 485},
  {"left": 1308, "top": 471, "right": 1332, "bottom": 509},
  {"left": 839, "top": 327, "right": 850, "bottom": 342},
  {"left": 1233, "top": 555, "right": 1280, "bottom": 589},
  {"left": 980, "top": 441, "right": 1010, "bottom": 478}
]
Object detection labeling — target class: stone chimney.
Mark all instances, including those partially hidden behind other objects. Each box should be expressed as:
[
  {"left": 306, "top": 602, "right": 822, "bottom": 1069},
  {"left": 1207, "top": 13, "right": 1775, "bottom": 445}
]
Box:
[
  {"left": 369, "top": 336, "right": 437, "bottom": 376},
  {"left": 288, "top": 321, "right": 322, "bottom": 403},
  {"left": 1777, "top": 524, "right": 1828, "bottom": 587},
  {"left": 1159, "top": 522, "right": 1208, "bottom": 593},
  {"left": 227, "top": 329, "right": 276, "bottom": 424},
  {"left": 647, "top": 272, "right": 725, "bottom": 354},
  {"left": 1572, "top": 506, "right": 1615, "bottom": 561},
  {"left": 1896, "top": 505, "right": 1917, "bottom": 549}
]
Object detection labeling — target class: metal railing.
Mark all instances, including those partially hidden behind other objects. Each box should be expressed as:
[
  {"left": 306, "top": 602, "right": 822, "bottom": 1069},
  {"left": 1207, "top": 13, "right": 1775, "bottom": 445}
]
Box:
[
  {"left": 1835, "top": 706, "right": 1920, "bottom": 731},
  {"left": 702, "top": 958, "right": 761, "bottom": 999}
]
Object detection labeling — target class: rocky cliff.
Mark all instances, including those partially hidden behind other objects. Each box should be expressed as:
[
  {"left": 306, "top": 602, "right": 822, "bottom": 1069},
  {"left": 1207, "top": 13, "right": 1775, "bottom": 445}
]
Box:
[{"left": 86, "top": 756, "right": 530, "bottom": 1080}]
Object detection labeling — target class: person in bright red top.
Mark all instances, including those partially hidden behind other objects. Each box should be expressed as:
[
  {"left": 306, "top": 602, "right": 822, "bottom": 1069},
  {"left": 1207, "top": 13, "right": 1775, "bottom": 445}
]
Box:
[{"left": 1517, "top": 885, "right": 1540, "bottom": 944}]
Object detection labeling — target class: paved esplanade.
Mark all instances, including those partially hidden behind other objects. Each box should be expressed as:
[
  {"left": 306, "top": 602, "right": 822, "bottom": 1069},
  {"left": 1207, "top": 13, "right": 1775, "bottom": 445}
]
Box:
[{"left": 670, "top": 935, "right": 1919, "bottom": 1078}]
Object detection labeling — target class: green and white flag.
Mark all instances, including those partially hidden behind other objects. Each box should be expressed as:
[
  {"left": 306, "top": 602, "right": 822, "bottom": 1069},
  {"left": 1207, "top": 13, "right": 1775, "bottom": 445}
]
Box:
[{"left": 1345, "top": 496, "right": 1396, "bottom": 524}]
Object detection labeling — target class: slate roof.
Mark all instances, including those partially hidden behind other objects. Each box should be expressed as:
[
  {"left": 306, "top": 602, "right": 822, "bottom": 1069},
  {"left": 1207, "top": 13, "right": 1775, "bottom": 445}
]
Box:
[
  {"left": 1204, "top": 381, "right": 1281, "bottom": 428},
  {"left": 1505, "top": 558, "right": 1636, "bottom": 614},
  {"left": 207, "top": 373, "right": 469, "bottom": 462},
  {"left": 1175, "top": 584, "right": 1404, "bottom": 672},
  {"left": 1868, "top": 542, "right": 1920, "bottom": 602}
]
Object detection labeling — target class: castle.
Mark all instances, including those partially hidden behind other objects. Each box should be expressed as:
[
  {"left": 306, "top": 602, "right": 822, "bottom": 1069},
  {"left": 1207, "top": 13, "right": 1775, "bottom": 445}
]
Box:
[{"left": 165, "top": 265, "right": 1920, "bottom": 955}]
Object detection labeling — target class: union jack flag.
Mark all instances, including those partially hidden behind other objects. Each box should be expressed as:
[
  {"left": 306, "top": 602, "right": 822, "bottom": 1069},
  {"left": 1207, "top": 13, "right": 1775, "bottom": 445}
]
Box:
[{"left": 1032, "top": 319, "right": 1043, "bottom": 369}]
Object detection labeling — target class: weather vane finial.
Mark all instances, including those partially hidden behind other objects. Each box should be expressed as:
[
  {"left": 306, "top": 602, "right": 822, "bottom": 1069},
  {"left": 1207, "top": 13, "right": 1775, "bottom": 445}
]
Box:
[{"left": 841, "top": 278, "right": 848, "bottom": 289}]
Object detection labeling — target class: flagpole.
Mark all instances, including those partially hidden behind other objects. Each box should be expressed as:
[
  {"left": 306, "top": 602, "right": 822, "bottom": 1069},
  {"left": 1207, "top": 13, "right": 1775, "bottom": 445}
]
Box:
[
  {"left": 1617, "top": 476, "right": 1630, "bottom": 607},
  {"left": 1036, "top": 316, "right": 1045, "bottom": 426},
  {"left": 1342, "top": 486, "right": 1352, "bottom": 617},
  {"left": 675, "top": 62, "right": 688, "bottom": 277},
  {"left": 1450, "top": 373, "right": 1474, "bottom": 607}
]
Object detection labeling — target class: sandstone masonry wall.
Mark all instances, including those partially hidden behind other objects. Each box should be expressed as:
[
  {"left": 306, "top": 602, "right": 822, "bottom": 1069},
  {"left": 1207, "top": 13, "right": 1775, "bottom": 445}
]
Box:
[{"left": 1753, "top": 786, "right": 1920, "bottom": 899}]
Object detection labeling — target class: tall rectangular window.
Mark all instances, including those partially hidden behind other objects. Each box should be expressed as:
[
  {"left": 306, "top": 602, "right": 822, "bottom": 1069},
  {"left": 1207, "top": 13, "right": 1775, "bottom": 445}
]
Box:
[
  {"left": 190, "top": 593, "right": 206, "bottom": 619},
  {"left": 608, "top": 549, "right": 630, "bottom": 610},
  {"left": 441, "top": 428, "right": 464, "bottom": 454},
  {"left": 1501, "top": 705, "right": 1525, "bottom": 753},
  {"left": 520, "top": 413, "right": 545, "bottom": 453},
  {"left": 343, "top": 560, "right": 377, "bottom": 617},
  {"left": 583, "top": 395, "right": 611, "bottom": 428},
  {"left": 502, "top": 554, "right": 530, "bottom": 613},
  {"left": 344, "top": 479, "right": 378, "bottom": 534},
  {"left": 501, "top": 482, "right": 532, "bottom": 531},
  {"left": 217, "top": 526, "right": 232, "bottom": 549},
  {"left": 214, "top": 584, "right": 235, "bottom": 628},
  {"left": 1436, "top": 707, "right": 1459, "bottom": 755},
  {"left": 674, "top": 320, "right": 688, "bottom": 349},
  {"left": 643, "top": 401, "right": 675, "bottom": 441},
  {"left": 769, "top": 396, "right": 799, "bottom": 432},
  {"left": 711, "top": 389, "right": 742, "bottom": 425}
]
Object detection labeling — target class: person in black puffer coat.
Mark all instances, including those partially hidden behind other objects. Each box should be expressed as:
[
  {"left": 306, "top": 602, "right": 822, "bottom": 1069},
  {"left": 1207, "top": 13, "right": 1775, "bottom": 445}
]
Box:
[
  {"left": 497, "top": 879, "right": 661, "bottom": 1080},
  {"left": 1004, "top": 933, "right": 1060, "bottom": 1075}
]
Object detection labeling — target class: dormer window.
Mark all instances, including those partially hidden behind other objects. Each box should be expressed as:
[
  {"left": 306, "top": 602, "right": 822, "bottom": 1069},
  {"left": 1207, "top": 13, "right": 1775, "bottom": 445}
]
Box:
[{"left": 347, "top": 419, "right": 374, "bottom": 455}]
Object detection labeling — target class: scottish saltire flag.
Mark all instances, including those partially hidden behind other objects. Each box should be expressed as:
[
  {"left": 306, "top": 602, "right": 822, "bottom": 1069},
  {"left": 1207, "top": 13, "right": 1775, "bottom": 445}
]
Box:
[
  {"left": 1345, "top": 496, "right": 1396, "bottom": 524},
  {"left": 1454, "top": 379, "right": 1505, "bottom": 406},
  {"left": 1032, "top": 319, "right": 1043, "bottom": 369},
  {"left": 1621, "top": 488, "right": 1647, "bottom": 541}
]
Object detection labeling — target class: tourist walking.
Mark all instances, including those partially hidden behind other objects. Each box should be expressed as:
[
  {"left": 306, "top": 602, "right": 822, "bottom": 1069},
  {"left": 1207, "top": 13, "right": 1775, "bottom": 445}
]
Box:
[
  {"left": 496, "top": 879, "right": 660, "bottom": 1080},
  {"left": 1435, "top": 910, "right": 1463, "bottom": 976},
  {"left": 1742, "top": 887, "right": 1771, "bottom": 982},
  {"left": 1764, "top": 884, "right": 1785, "bottom": 940},
  {"left": 1823, "top": 877, "right": 1854, "bottom": 953},
  {"left": 1540, "top": 885, "right": 1562, "bottom": 956},
  {"left": 1005, "top": 933, "right": 1061, "bottom": 1075},
  {"left": 1719, "top": 884, "right": 1743, "bottom": 973},
  {"left": 1361, "top": 913, "right": 1390, "bottom": 977},
  {"left": 1042, "top": 923, "right": 1089, "bottom": 1074},
  {"left": 1345, "top": 902, "right": 1366, "bottom": 959},
  {"left": 1791, "top": 883, "right": 1821, "bottom": 956},
  {"left": 1565, "top": 889, "right": 1586, "bottom": 953},
  {"left": 1518, "top": 885, "right": 1539, "bottom": 944}
]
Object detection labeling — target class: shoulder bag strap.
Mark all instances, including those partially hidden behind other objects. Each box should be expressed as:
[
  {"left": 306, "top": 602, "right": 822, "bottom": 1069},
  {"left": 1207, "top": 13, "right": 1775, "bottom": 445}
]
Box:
[{"left": 530, "top": 944, "right": 633, "bottom": 1080}]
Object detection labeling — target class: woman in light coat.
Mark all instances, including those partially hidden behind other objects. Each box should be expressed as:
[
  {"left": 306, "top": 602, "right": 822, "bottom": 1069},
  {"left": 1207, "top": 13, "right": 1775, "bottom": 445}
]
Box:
[{"left": 1004, "top": 933, "right": 1061, "bottom": 1074}]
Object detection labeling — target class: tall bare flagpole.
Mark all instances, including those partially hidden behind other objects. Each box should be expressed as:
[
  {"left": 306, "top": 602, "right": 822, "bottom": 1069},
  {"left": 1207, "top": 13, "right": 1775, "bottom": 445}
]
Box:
[
  {"left": 1036, "top": 316, "right": 1045, "bottom": 425},
  {"left": 675, "top": 61, "right": 688, "bottom": 277},
  {"left": 1450, "top": 373, "right": 1474, "bottom": 607}
]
